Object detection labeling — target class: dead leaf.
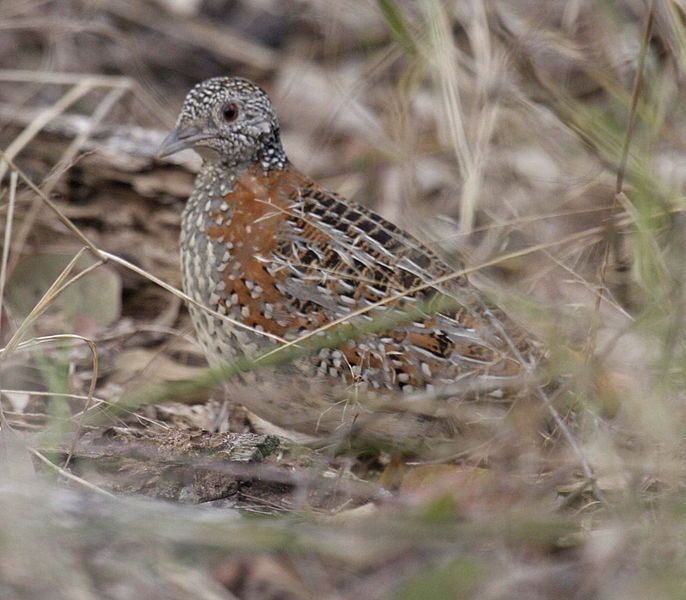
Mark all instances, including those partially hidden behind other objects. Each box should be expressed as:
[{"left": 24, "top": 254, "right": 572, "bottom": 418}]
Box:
[
  {"left": 112, "top": 348, "right": 206, "bottom": 385},
  {"left": 7, "top": 254, "right": 121, "bottom": 331}
]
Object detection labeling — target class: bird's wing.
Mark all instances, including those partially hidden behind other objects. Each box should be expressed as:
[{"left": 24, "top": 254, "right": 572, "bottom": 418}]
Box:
[{"left": 249, "top": 166, "right": 538, "bottom": 391}]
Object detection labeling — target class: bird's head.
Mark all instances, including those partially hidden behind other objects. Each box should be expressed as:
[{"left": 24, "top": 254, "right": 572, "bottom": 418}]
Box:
[{"left": 158, "top": 76, "right": 283, "bottom": 167}]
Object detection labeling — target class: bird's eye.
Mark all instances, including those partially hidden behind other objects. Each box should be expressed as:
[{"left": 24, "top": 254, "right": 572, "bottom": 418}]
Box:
[{"left": 222, "top": 102, "right": 239, "bottom": 123}]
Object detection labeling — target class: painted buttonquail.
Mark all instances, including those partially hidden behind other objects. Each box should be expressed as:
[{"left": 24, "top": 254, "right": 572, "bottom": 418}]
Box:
[{"left": 159, "top": 77, "right": 541, "bottom": 445}]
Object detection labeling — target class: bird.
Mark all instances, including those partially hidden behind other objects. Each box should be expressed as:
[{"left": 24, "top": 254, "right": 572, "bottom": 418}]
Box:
[{"left": 158, "top": 76, "right": 542, "bottom": 447}]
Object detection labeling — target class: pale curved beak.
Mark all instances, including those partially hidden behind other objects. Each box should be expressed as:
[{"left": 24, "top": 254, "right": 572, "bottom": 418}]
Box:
[{"left": 157, "top": 126, "right": 213, "bottom": 158}]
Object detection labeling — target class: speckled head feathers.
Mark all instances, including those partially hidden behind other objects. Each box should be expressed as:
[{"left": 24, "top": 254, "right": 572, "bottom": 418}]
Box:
[{"left": 159, "top": 76, "right": 287, "bottom": 169}]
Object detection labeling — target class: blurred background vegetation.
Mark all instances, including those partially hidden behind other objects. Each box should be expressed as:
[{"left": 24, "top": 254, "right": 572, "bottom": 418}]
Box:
[{"left": 2, "top": 0, "right": 686, "bottom": 598}]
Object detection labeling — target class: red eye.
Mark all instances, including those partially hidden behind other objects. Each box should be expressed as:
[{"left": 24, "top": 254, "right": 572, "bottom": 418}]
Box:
[{"left": 222, "top": 102, "right": 239, "bottom": 122}]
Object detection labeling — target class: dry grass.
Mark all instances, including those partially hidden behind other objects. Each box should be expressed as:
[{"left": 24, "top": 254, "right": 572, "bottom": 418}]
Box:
[{"left": 2, "top": 0, "right": 686, "bottom": 598}]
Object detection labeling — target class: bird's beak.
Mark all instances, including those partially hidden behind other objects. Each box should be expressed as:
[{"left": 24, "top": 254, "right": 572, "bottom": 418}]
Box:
[{"left": 157, "top": 126, "right": 213, "bottom": 159}]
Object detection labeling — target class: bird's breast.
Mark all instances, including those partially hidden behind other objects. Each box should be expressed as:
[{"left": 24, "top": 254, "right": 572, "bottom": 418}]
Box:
[{"left": 180, "top": 163, "right": 307, "bottom": 359}]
